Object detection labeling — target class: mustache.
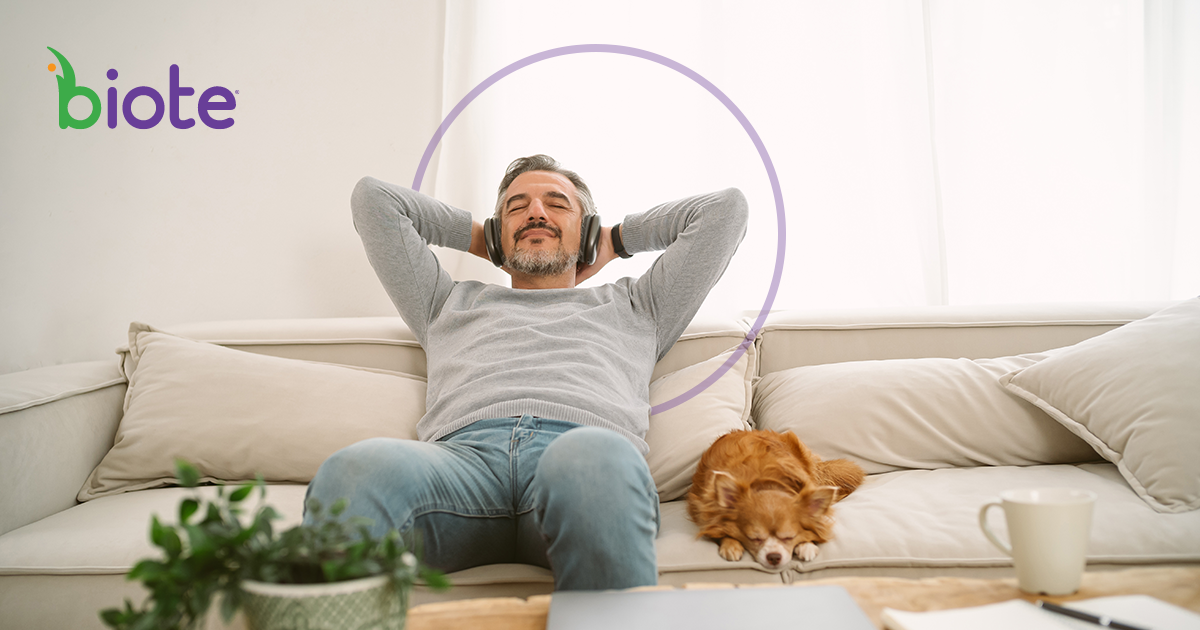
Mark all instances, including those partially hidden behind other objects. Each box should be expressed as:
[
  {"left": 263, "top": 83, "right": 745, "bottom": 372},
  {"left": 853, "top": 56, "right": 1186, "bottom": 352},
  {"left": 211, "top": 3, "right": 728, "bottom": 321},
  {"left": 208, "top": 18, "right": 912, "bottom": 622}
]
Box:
[{"left": 514, "top": 222, "right": 562, "bottom": 241}]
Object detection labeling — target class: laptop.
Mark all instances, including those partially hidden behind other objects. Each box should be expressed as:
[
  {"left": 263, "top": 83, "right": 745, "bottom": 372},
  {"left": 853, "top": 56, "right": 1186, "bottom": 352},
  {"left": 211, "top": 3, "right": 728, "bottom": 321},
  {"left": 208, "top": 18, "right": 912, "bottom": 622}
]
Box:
[{"left": 547, "top": 585, "right": 876, "bottom": 630}]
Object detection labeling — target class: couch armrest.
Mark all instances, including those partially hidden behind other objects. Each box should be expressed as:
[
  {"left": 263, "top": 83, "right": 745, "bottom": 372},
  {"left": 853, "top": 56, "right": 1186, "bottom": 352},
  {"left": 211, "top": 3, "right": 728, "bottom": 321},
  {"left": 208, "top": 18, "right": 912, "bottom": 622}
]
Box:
[{"left": 0, "top": 360, "right": 126, "bottom": 536}]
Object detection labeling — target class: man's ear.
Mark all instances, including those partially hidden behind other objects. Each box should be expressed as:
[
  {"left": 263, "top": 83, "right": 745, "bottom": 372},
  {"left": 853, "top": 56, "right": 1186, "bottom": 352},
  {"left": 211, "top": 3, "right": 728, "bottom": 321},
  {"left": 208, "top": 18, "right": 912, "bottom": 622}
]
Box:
[{"left": 712, "top": 471, "right": 742, "bottom": 509}]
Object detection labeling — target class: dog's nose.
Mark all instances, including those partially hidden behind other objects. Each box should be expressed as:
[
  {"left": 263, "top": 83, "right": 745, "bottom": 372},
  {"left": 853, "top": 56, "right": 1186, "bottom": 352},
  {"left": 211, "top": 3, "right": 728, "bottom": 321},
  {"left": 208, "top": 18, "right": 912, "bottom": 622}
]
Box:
[{"left": 766, "top": 552, "right": 782, "bottom": 565}]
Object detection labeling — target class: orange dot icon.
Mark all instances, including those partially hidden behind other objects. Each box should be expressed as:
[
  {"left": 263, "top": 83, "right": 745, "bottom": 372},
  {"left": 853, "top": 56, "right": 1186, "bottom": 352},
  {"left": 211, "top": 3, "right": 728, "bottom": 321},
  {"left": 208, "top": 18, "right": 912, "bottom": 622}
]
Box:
[{"left": 48, "top": 63, "right": 56, "bottom": 72}]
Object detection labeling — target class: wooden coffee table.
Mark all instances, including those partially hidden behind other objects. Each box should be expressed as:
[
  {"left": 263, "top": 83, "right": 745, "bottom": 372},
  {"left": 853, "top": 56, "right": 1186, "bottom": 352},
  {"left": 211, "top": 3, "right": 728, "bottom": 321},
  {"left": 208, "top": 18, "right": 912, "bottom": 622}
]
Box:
[{"left": 406, "top": 567, "right": 1200, "bottom": 630}]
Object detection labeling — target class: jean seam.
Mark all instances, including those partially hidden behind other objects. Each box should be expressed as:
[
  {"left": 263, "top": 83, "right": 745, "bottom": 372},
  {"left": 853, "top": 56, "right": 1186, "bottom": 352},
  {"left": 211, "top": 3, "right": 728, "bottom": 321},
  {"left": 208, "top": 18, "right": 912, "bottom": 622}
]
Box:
[
  {"left": 402, "top": 505, "right": 515, "bottom": 533},
  {"left": 510, "top": 422, "right": 522, "bottom": 510}
]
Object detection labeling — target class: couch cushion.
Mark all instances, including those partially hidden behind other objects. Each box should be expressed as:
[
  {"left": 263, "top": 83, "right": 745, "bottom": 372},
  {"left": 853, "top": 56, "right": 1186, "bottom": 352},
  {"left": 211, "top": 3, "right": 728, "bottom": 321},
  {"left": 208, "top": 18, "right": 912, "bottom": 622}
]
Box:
[
  {"left": 799, "top": 464, "right": 1200, "bottom": 574},
  {"left": 752, "top": 355, "right": 1098, "bottom": 473},
  {"left": 0, "top": 484, "right": 555, "bottom": 593},
  {"left": 1001, "top": 298, "right": 1200, "bottom": 514},
  {"left": 646, "top": 343, "right": 755, "bottom": 501},
  {"left": 653, "top": 464, "right": 1200, "bottom": 580},
  {"left": 0, "top": 485, "right": 306, "bottom": 575},
  {"left": 78, "top": 324, "right": 427, "bottom": 501},
  {"left": 8, "top": 467, "right": 1197, "bottom": 587}
]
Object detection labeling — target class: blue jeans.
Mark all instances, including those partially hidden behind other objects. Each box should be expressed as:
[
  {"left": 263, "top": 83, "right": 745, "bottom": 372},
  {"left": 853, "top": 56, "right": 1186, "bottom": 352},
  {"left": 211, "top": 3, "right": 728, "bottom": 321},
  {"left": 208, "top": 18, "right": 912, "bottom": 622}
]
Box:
[{"left": 303, "top": 415, "right": 660, "bottom": 590}]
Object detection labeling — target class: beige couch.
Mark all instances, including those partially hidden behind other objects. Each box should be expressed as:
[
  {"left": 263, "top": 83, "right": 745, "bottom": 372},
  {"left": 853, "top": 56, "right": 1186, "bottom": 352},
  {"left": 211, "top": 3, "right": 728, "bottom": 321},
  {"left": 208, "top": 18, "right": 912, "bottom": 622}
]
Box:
[{"left": 2, "top": 301, "right": 1198, "bottom": 629}]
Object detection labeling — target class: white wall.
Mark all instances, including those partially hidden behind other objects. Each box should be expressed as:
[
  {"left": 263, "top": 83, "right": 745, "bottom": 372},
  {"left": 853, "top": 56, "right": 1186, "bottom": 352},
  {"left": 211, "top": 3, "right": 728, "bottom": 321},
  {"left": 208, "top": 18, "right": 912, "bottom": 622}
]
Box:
[{"left": 0, "top": 0, "right": 446, "bottom": 374}]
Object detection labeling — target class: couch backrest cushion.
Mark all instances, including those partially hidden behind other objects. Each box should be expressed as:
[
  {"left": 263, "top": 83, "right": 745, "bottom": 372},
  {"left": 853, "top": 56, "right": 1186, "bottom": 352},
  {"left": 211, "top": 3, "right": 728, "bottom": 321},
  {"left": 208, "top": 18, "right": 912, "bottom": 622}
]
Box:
[
  {"left": 1002, "top": 297, "right": 1200, "bottom": 513},
  {"left": 754, "top": 303, "right": 1171, "bottom": 376},
  {"left": 88, "top": 317, "right": 754, "bottom": 501},
  {"left": 646, "top": 342, "right": 756, "bottom": 501},
  {"left": 163, "top": 314, "right": 750, "bottom": 383},
  {"left": 163, "top": 317, "right": 428, "bottom": 376},
  {"left": 79, "top": 323, "right": 427, "bottom": 501},
  {"left": 753, "top": 354, "right": 1100, "bottom": 473}
]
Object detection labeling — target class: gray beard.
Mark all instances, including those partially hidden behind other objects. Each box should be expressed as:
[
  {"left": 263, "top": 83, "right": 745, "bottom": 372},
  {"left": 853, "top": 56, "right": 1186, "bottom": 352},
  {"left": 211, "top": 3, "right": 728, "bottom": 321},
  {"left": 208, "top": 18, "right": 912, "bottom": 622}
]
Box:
[{"left": 506, "top": 242, "right": 578, "bottom": 277}]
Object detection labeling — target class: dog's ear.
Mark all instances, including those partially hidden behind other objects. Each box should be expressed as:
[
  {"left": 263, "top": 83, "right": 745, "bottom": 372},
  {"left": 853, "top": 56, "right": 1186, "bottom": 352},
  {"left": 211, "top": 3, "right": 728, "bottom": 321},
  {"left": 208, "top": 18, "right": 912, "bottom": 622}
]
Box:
[
  {"left": 781, "top": 430, "right": 819, "bottom": 468},
  {"left": 802, "top": 486, "right": 839, "bottom": 517},
  {"left": 711, "top": 471, "right": 741, "bottom": 509}
]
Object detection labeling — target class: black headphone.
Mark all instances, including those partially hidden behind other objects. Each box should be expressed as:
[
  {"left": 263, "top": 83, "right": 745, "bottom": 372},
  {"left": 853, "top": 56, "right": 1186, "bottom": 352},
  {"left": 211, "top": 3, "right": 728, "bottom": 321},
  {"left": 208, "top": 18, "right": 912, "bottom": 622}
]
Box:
[{"left": 483, "top": 214, "right": 601, "bottom": 268}]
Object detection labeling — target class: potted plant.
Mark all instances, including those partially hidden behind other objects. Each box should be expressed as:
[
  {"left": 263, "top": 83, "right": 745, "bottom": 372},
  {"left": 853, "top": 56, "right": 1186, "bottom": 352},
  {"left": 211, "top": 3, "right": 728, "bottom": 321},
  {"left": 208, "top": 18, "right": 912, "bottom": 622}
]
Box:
[{"left": 101, "top": 459, "right": 449, "bottom": 630}]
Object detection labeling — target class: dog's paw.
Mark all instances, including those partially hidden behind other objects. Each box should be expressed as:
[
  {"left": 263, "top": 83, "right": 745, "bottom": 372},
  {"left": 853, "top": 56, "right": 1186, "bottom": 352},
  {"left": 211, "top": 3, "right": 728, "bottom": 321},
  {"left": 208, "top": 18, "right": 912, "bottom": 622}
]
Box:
[
  {"left": 794, "top": 542, "right": 819, "bottom": 562},
  {"left": 718, "top": 538, "right": 745, "bottom": 562}
]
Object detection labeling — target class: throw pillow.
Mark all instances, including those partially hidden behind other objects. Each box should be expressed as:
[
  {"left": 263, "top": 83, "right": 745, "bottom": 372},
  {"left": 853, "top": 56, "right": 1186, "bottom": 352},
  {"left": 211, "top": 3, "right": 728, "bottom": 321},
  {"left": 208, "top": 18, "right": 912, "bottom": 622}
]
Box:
[
  {"left": 645, "top": 342, "right": 756, "bottom": 501},
  {"left": 78, "top": 323, "right": 426, "bottom": 501},
  {"left": 1000, "top": 298, "right": 1200, "bottom": 513},
  {"left": 753, "top": 355, "right": 1098, "bottom": 474}
]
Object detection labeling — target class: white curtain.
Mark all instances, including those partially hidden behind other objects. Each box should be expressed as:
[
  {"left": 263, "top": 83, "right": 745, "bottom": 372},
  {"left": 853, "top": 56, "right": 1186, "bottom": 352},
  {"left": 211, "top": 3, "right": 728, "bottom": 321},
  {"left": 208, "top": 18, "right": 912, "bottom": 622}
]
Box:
[{"left": 429, "top": 0, "right": 1199, "bottom": 315}]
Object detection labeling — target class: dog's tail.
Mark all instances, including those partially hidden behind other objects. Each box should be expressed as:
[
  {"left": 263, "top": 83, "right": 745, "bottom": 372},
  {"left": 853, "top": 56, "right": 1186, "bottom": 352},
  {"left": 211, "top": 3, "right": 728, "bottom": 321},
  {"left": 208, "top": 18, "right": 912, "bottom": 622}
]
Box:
[{"left": 815, "top": 459, "right": 866, "bottom": 501}]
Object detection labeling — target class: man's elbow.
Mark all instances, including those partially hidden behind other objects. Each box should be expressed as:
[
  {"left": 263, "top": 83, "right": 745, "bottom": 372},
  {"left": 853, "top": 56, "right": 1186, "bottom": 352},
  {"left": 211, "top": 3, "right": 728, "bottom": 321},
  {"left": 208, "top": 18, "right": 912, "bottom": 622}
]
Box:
[
  {"left": 716, "top": 187, "right": 750, "bottom": 236},
  {"left": 350, "top": 176, "right": 385, "bottom": 222}
]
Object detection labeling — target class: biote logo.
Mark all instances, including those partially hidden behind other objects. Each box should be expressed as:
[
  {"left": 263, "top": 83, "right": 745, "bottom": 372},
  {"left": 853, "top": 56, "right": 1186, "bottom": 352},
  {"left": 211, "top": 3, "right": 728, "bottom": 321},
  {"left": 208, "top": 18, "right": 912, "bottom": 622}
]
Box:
[{"left": 47, "top": 47, "right": 237, "bottom": 130}]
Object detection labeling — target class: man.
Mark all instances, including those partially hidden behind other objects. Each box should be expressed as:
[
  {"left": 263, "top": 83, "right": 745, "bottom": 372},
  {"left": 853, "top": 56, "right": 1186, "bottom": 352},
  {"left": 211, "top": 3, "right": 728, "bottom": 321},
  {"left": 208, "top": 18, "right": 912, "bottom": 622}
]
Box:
[{"left": 306, "top": 154, "right": 747, "bottom": 590}]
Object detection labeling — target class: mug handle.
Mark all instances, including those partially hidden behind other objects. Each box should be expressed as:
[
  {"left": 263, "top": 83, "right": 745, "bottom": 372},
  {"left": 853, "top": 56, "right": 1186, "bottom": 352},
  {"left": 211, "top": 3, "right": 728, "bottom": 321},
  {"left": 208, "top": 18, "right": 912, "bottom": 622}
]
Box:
[{"left": 978, "top": 501, "right": 1012, "bottom": 556}]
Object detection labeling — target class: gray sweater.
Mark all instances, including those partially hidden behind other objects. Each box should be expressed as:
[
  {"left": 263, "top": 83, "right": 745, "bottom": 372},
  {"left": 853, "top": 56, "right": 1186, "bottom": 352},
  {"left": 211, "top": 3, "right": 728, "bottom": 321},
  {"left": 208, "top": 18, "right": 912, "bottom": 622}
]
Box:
[{"left": 350, "top": 176, "right": 748, "bottom": 454}]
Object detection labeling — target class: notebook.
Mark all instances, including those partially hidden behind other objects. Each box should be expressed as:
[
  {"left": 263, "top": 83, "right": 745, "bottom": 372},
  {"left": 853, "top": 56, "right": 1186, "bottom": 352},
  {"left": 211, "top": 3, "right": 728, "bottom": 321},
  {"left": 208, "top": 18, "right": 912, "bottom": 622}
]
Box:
[
  {"left": 547, "top": 585, "right": 876, "bottom": 630},
  {"left": 882, "top": 595, "right": 1200, "bottom": 630}
]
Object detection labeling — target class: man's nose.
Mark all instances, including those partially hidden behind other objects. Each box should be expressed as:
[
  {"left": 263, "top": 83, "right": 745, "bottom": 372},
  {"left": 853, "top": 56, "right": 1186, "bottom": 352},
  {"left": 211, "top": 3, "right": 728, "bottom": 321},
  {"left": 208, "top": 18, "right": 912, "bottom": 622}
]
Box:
[{"left": 524, "top": 200, "right": 549, "bottom": 221}]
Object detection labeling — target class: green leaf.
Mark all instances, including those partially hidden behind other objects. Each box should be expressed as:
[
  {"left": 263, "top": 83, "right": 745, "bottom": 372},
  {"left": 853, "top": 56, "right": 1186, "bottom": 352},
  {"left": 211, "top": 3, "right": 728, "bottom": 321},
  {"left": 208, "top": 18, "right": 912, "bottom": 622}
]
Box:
[
  {"left": 161, "top": 526, "right": 183, "bottom": 559},
  {"left": 184, "top": 524, "right": 214, "bottom": 557},
  {"left": 229, "top": 484, "right": 254, "bottom": 503},
  {"left": 258, "top": 505, "right": 281, "bottom": 523},
  {"left": 174, "top": 459, "right": 201, "bottom": 488},
  {"left": 127, "top": 559, "right": 165, "bottom": 581},
  {"left": 203, "top": 502, "right": 222, "bottom": 524},
  {"left": 186, "top": 589, "right": 212, "bottom": 624},
  {"left": 98, "top": 610, "right": 121, "bottom": 626},
  {"left": 421, "top": 568, "right": 452, "bottom": 591},
  {"left": 330, "top": 498, "right": 347, "bottom": 517},
  {"left": 130, "top": 612, "right": 158, "bottom": 630},
  {"left": 149, "top": 516, "right": 167, "bottom": 549},
  {"left": 179, "top": 498, "right": 199, "bottom": 524}
]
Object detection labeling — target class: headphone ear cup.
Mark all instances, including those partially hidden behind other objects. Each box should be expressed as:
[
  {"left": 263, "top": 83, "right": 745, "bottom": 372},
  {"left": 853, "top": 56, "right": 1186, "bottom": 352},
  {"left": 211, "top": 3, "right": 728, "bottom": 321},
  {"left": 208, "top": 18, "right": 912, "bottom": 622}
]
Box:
[
  {"left": 483, "top": 217, "right": 504, "bottom": 267},
  {"left": 580, "top": 215, "right": 601, "bottom": 265}
]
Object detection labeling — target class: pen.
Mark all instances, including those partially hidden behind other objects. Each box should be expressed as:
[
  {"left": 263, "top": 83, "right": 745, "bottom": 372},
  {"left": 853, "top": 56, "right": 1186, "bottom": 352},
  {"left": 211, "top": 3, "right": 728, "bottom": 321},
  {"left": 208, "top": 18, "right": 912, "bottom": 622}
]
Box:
[{"left": 1035, "top": 600, "right": 1149, "bottom": 630}]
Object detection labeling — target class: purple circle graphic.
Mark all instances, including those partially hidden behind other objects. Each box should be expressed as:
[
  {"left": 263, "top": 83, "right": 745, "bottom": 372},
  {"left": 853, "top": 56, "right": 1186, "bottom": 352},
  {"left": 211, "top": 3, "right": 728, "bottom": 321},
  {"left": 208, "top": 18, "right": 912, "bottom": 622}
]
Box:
[{"left": 413, "top": 44, "right": 785, "bottom": 415}]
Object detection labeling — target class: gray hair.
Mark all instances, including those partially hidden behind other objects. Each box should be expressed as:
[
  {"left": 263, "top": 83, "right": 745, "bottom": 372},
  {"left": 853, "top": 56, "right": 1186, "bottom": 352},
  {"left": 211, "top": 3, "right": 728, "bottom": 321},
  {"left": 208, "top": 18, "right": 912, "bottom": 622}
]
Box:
[{"left": 493, "top": 154, "right": 597, "bottom": 220}]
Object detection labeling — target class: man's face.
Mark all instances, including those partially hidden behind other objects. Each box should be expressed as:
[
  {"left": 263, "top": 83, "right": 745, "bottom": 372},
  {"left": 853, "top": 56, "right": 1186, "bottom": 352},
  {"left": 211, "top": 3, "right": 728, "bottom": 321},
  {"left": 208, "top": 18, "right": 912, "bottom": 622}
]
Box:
[{"left": 500, "top": 171, "right": 583, "bottom": 276}]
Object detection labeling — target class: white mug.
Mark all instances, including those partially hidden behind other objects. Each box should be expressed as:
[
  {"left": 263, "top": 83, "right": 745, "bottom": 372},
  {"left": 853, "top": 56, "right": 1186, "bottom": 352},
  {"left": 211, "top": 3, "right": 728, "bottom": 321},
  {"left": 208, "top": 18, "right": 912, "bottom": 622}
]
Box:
[{"left": 978, "top": 487, "right": 1096, "bottom": 595}]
